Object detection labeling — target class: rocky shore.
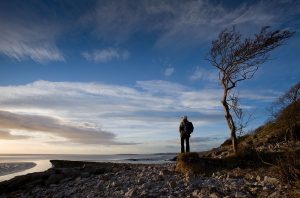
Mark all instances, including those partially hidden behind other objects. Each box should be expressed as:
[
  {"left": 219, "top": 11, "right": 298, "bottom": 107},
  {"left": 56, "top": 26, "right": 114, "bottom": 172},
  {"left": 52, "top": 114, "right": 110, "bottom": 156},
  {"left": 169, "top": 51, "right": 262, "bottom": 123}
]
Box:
[{"left": 0, "top": 160, "right": 292, "bottom": 197}]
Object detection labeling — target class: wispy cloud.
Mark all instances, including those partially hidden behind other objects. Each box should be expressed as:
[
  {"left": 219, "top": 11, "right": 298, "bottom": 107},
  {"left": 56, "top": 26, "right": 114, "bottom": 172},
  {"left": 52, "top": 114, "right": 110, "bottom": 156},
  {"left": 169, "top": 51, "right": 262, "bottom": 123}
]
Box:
[
  {"left": 164, "top": 67, "right": 175, "bottom": 77},
  {"left": 81, "top": 0, "right": 300, "bottom": 47},
  {"left": 0, "top": 129, "right": 31, "bottom": 140},
  {"left": 190, "top": 66, "right": 218, "bottom": 81},
  {"left": 0, "top": 42, "right": 64, "bottom": 63},
  {"left": 239, "top": 90, "right": 280, "bottom": 101},
  {"left": 136, "top": 80, "right": 188, "bottom": 94},
  {"left": 1, "top": 0, "right": 297, "bottom": 63},
  {"left": 0, "top": 8, "right": 64, "bottom": 63},
  {"left": 190, "top": 136, "right": 226, "bottom": 143},
  {"left": 82, "top": 48, "right": 130, "bottom": 63}
]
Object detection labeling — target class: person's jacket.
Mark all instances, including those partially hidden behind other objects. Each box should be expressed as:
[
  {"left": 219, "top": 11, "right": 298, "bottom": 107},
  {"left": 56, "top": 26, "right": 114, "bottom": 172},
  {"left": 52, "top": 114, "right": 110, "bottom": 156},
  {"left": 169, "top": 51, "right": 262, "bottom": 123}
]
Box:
[{"left": 179, "top": 121, "right": 191, "bottom": 138}]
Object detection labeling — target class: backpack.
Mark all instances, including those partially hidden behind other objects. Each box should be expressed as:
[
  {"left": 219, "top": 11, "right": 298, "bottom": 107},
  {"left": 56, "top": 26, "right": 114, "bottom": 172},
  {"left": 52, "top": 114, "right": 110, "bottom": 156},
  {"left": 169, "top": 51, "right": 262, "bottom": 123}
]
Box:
[{"left": 184, "top": 121, "right": 194, "bottom": 134}]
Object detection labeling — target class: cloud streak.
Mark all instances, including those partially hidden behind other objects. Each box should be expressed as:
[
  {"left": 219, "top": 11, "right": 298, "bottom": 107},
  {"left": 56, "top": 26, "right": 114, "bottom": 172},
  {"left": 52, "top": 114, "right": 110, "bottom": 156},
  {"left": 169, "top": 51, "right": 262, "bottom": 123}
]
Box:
[
  {"left": 164, "top": 67, "right": 175, "bottom": 77},
  {"left": 0, "top": 4, "right": 64, "bottom": 63},
  {"left": 0, "top": 130, "right": 31, "bottom": 140},
  {"left": 1, "top": 0, "right": 298, "bottom": 63},
  {"left": 190, "top": 136, "right": 226, "bottom": 143},
  {"left": 0, "top": 110, "right": 134, "bottom": 145},
  {"left": 81, "top": 0, "right": 300, "bottom": 47},
  {"left": 190, "top": 66, "right": 218, "bottom": 82},
  {"left": 82, "top": 48, "right": 130, "bottom": 63}
]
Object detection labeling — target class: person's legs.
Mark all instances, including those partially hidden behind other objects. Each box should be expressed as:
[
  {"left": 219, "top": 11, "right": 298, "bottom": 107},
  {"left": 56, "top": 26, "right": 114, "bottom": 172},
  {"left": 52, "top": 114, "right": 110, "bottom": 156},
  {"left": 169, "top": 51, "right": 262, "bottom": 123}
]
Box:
[
  {"left": 186, "top": 136, "right": 190, "bottom": 152},
  {"left": 181, "top": 136, "right": 185, "bottom": 153}
]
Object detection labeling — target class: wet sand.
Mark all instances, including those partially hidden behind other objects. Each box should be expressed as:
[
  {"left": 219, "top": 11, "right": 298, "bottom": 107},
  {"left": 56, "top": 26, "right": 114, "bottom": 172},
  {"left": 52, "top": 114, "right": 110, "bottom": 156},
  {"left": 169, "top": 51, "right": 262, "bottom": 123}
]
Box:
[{"left": 0, "top": 162, "right": 36, "bottom": 176}]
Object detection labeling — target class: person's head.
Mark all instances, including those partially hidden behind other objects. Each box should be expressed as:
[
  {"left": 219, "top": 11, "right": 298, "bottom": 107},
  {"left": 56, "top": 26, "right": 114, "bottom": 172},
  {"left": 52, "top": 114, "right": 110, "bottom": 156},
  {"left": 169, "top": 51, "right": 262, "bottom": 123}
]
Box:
[{"left": 182, "top": 115, "right": 188, "bottom": 122}]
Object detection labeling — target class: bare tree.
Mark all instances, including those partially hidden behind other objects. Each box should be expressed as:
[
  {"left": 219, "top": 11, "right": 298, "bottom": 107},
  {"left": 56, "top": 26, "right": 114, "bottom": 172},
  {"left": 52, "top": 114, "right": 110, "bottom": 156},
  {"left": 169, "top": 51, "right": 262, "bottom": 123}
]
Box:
[
  {"left": 228, "top": 92, "right": 252, "bottom": 137},
  {"left": 209, "top": 26, "right": 294, "bottom": 154},
  {"left": 269, "top": 82, "right": 300, "bottom": 120},
  {"left": 269, "top": 82, "right": 300, "bottom": 141},
  {"left": 278, "top": 82, "right": 300, "bottom": 106}
]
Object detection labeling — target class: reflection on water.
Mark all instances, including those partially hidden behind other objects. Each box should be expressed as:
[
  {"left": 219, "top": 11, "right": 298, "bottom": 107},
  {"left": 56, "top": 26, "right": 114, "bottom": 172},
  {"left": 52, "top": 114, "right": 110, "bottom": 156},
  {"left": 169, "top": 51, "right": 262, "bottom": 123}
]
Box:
[{"left": 0, "top": 160, "right": 52, "bottom": 182}]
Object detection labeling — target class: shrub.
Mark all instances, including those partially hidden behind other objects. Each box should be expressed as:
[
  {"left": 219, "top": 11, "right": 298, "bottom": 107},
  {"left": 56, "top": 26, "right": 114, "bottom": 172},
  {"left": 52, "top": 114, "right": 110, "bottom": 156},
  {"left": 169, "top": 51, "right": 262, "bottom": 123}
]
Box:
[
  {"left": 177, "top": 152, "right": 200, "bottom": 163},
  {"left": 276, "top": 150, "right": 300, "bottom": 183}
]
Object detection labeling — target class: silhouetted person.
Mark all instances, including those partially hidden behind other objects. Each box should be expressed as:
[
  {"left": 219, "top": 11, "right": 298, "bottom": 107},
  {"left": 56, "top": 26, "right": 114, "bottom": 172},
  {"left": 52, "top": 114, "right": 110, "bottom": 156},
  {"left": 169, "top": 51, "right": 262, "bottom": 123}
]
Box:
[{"left": 179, "top": 116, "right": 194, "bottom": 153}]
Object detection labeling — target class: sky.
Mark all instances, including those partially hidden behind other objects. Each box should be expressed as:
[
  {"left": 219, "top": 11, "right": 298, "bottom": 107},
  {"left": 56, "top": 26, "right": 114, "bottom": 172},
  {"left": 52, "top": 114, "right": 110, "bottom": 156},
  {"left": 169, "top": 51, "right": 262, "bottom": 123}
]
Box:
[{"left": 0, "top": 0, "right": 299, "bottom": 154}]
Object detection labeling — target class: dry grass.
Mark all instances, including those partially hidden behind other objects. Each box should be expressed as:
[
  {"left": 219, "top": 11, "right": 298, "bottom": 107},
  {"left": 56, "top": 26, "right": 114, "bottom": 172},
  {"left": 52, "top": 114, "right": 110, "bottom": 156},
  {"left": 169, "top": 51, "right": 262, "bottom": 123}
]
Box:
[
  {"left": 273, "top": 150, "right": 300, "bottom": 198},
  {"left": 276, "top": 150, "right": 300, "bottom": 183},
  {"left": 175, "top": 149, "right": 300, "bottom": 175},
  {"left": 175, "top": 152, "right": 224, "bottom": 175},
  {"left": 219, "top": 100, "right": 300, "bottom": 149}
]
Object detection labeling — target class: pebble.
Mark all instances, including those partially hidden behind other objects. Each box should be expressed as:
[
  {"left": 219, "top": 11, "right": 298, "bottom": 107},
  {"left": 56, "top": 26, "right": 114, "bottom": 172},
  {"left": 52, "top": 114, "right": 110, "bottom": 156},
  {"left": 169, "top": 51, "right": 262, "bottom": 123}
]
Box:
[
  {"left": 125, "top": 188, "right": 136, "bottom": 197},
  {"left": 209, "top": 192, "right": 220, "bottom": 198},
  {"left": 256, "top": 175, "right": 261, "bottom": 181},
  {"left": 0, "top": 163, "right": 287, "bottom": 197}
]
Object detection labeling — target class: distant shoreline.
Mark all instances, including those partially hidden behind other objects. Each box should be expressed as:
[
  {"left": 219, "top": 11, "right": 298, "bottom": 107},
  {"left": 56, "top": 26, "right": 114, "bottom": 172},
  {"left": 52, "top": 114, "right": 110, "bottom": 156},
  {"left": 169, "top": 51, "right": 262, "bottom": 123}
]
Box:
[{"left": 0, "top": 162, "right": 36, "bottom": 176}]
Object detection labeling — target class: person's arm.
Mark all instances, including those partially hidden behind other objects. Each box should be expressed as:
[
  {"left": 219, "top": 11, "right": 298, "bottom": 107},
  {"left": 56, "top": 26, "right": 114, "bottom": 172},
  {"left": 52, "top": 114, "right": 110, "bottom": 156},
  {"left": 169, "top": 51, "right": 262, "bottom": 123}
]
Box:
[{"left": 179, "top": 122, "right": 183, "bottom": 132}]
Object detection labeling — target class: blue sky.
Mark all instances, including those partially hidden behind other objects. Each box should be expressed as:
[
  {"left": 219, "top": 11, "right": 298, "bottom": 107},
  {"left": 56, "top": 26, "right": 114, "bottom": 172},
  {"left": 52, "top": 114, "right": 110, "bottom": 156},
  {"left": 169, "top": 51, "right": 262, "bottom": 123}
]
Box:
[{"left": 0, "top": 0, "right": 299, "bottom": 154}]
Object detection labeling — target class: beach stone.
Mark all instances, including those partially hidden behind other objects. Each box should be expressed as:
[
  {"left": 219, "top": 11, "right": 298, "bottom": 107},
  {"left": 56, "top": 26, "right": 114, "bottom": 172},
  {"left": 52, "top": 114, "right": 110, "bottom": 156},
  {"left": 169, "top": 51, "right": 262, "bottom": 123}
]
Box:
[
  {"left": 269, "top": 191, "right": 280, "bottom": 198},
  {"left": 235, "top": 191, "right": 247, "bottom": 197},
  {"left": 111, "top": 181, "right": 116, "bottom": 187},
  {"left": 81, "top": 172, "right": 90, "bottom": 178},
  {"left": 209, "top": 192, "right": 220, "bottom": 198},
  {"left": 75, "top": 176, "right": 81, "bottom": 182},
  {"left": 168, "top": 180, "right": 177, "bottom": 188},
  {"left": 200, "top": 187, "right": 211, "bottom": 195},
  {"left": 0, "top": 160, "right": 292, "bottom": 198},
  {"left": 285, "top": 184, "right": 291, "bottom": 189},
  {"left": 263, "top": 186, "right": 270, "bottom": 191},
  {"left": 137, "top": 172, "right": 144, "bottom": 177},
  {"left": 125, "top": 188, "right": 136, "bottom": 197},
  {"left": 159, "top": 169, "right": 171, "bottom": 176},
  {"left": 63, "top": 189, "right": 74, "bottom": 197},
  {"left": 100, "top": 175, "right": 110, "bottom": 181},
  {"left": 264, "top": 177, "right": 278, "bottom": 185},
  {"left": 53, "top": 191, "right": 64, "bottom": 198},
  {"left": 250, "top": 187, "right": 258, "bottom": 193},
  {"left": 159, "top": 187, "right": 168, "bottom": 195},
  {"left": 137, "top": 177, "right": 146, "bottom": 184},
  {"left": 140, "top": 190, "right": 148, "bottom": 197},
  {"left": 244, "top": 173, "right": 254, "bottom": 181},
  {"left": 49, "top": 184, "right": 58, "bottom": 188},
  {"left": 192, "top": 190, "right": 202, "bottom": 197},
  {"left": 256, "top": 175, "right": 261, "bottom": 181},
  {"left": 141, "top": 182, "right": 151, "bottom": 189}
]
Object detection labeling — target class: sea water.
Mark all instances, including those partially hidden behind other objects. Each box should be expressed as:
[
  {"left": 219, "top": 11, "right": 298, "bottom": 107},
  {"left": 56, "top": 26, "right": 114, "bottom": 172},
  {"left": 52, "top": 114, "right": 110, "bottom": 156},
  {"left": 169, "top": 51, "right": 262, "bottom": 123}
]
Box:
[{"left": 0, "top": 153, "right": 176, "bottom": 182}]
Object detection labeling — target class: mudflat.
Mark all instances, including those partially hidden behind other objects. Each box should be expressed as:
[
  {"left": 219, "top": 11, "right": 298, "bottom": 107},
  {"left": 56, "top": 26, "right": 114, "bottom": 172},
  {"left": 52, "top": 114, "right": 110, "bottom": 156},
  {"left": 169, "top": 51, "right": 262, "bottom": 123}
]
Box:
[{"left": 0, "top": 162, "right": 36, "bottom": 176}]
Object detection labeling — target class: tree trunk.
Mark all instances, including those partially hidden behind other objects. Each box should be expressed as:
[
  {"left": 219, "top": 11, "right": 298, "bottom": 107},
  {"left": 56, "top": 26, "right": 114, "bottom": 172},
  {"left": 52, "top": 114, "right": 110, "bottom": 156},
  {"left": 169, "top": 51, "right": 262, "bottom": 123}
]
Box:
[{"left": 222, "top": 88, "right": 238, "bottom": 154}]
